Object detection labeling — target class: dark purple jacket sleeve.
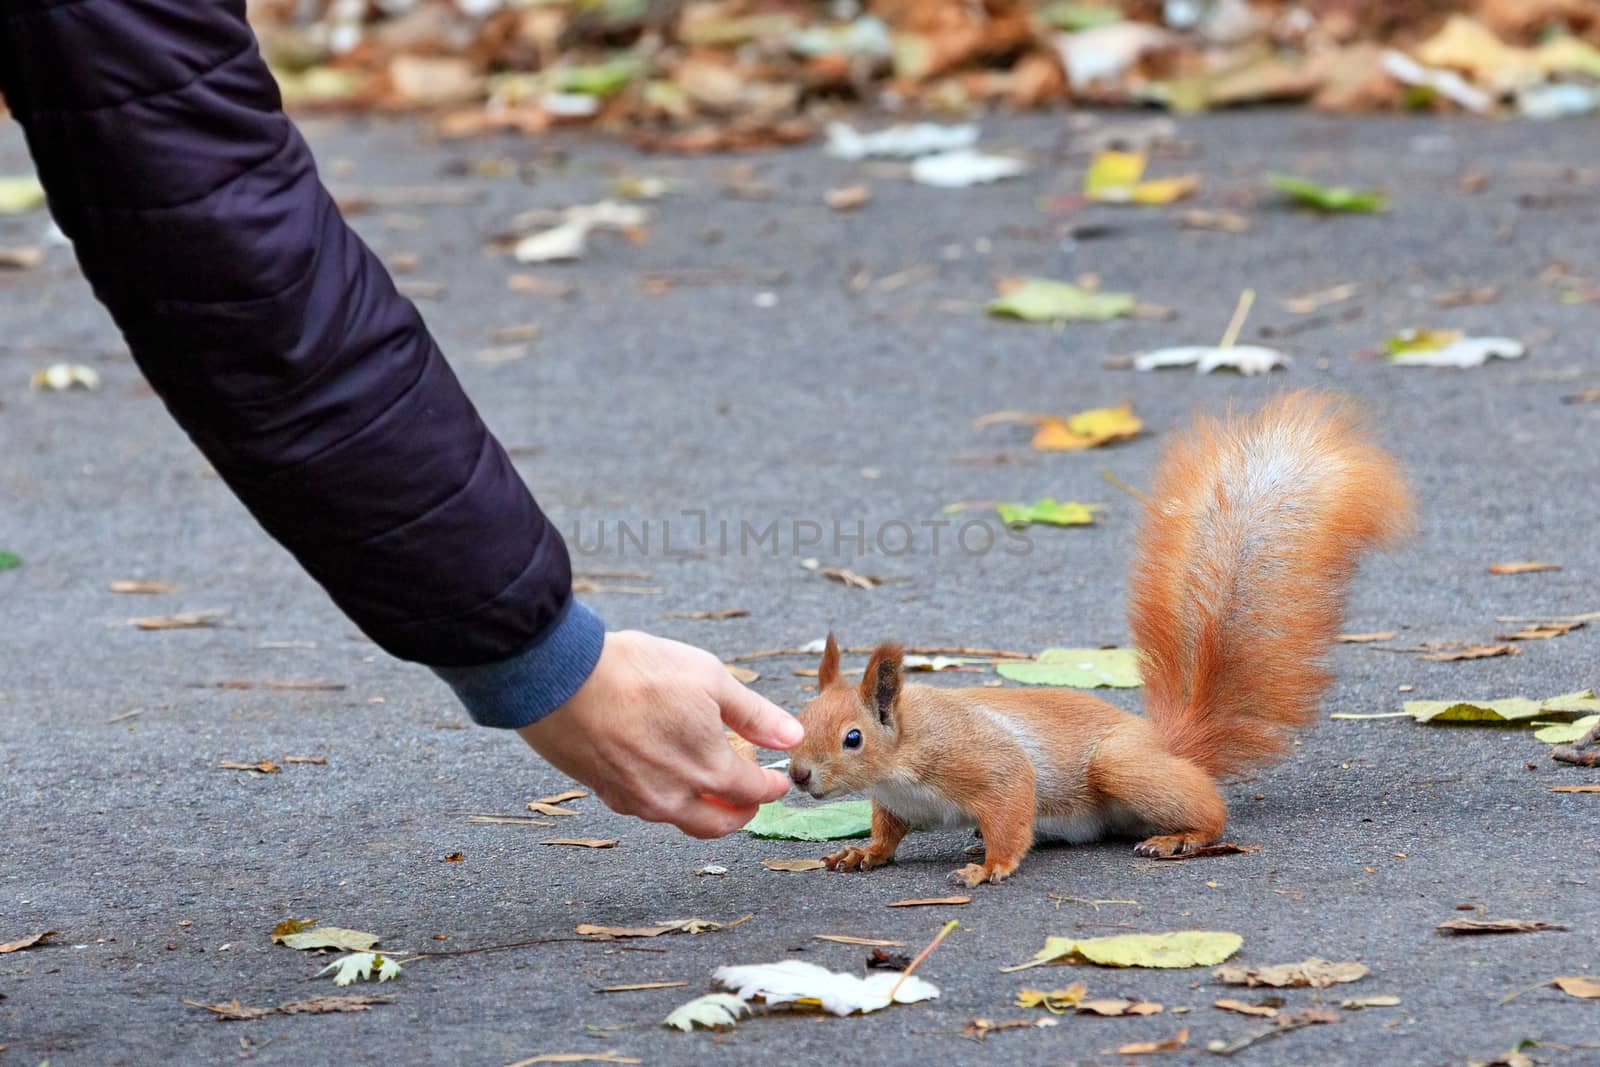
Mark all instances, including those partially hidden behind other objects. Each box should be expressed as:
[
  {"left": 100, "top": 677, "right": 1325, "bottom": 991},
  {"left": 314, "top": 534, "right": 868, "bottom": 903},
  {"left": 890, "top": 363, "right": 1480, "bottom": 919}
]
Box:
[{"left": 0, "top": 0, "right": 604, "bottom": 725}]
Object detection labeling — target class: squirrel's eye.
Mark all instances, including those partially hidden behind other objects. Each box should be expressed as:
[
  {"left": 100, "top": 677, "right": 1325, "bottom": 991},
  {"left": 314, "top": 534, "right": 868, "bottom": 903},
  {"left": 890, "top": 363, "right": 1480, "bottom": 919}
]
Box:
[{"left": 843, "top": 729, "right": 863, "bottom": 750}]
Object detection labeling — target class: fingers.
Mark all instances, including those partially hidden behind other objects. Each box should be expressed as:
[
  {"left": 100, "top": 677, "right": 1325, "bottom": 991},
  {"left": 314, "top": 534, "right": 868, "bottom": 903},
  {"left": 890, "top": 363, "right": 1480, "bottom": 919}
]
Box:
[
  {"left": 670, "top": 796, "right": 761, "bottom": 839},
  {"left": 701, "top": 750, "right": 792, "bottom": 808},
  {"left": 717, "top": 672, "right": 803, "bottom": 750}
]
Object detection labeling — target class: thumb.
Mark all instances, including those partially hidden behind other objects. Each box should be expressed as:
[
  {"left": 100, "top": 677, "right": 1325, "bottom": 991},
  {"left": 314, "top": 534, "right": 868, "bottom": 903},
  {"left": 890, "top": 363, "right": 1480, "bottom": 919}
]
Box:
[{"left": 717, "top": 672, "right": 803, "bottom": 750}]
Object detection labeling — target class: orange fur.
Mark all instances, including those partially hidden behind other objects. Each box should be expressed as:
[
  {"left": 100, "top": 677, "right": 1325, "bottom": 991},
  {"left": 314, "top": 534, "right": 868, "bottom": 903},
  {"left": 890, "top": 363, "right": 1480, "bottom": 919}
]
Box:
[{"left": 788, "top": 391, "right": 1414, "bottom": 885}]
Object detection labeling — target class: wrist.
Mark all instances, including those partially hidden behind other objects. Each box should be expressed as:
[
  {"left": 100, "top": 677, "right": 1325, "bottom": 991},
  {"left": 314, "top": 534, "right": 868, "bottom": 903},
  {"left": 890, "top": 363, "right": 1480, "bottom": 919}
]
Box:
[{"left": 432, "top": 599, "right": 606, "bottom": 728}]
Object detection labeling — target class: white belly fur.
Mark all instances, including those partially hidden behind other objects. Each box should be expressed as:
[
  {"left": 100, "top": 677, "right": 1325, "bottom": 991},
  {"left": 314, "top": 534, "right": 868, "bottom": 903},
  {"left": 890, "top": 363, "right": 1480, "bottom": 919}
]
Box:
[{"left": 870, "top": 780, "right": 1150, "bottom": 844}]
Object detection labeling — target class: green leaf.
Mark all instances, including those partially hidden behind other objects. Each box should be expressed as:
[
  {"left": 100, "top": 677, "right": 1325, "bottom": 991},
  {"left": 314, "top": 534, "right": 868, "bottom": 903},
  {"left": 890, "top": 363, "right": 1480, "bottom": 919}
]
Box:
[
  {"left": 1002, "top": 931, "right": 1242, "bottom": 972},
  {"left": 997, "top": 648, "right": 1142, "bottom": 689},
  {"left": 1534, "top": 715, "right": 1599, "bottom": 744},
  {"left": 987, "top": 279, "right": 1134, "bottom": 323},
  {"left": 995, "top": 499, "right": 1103, "bottom": 529},
  {"left": 1537, "top": 690, "right": 1600, "bottom": 715},
  {"left": 0, "top": 175, "right": 45, "bottom": 215},
  {"left": 558, "top": 57, "right": 639, "bottom": 97},
  {"left": 1405, "top": 699, "right": 1544, "bottom": 725},
  {"left": 277, "top": 926, "right": 381, "bottom": 952},
  {"left": 1267, "top": 173, "right": 1388, "bottom": 214},
  {"left": 0, "top": 550, "right": 20, "bottom": 572},
  {"left": 1043, "top": 3, "right": 1123, "bottom": 31},
  {"left": 744, "top": 800, "right": 872, "bottom": 841}
]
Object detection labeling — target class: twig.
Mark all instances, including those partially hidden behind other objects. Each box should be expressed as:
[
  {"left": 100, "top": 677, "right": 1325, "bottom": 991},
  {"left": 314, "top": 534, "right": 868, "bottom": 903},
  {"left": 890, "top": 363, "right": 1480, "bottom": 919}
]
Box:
[
  {"left": 726, "top": 645, "right": 1034, "bottom": 663},
  {"left": 1552, "top": 718, "right": 1600, "bottom": 767},
  {"left": 414, "top": 937, "right": 665, "bottom": 959},
  {"left": 1100, "top": 469, "right": 1147, "bottom": 503},
  {"left": 1217, "top": 288, "right": 1256, "bottom": 350},
  {"left": 105, "top": 708, "right": 144, "bottom": 724},
  {"left": 1495, "top": 609, "right": 1600, "bottom": 624},
  {"left": 887, "top": 919, "right": 959, "bottom": 1002},
  {"left": 1047, "top": 894, "right": 1138, "bottom": 911}
]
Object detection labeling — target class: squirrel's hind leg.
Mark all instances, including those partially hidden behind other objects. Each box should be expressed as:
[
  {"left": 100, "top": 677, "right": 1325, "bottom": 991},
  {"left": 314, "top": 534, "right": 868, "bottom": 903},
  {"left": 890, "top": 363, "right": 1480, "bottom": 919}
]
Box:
[{"left": 1088, "top": 735, "right": 1227, "bottom": 859}]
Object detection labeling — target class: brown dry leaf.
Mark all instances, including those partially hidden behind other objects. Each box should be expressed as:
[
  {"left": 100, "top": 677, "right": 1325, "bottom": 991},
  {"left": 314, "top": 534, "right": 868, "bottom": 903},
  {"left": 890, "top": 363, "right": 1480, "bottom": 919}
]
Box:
[
  {"left": 1435, "top": 286, "right": 1499, "bottom": 308},
  {"left": 268, "top": 917, "right": 316, "bottom": 941},
  {"left": 0, "top": 245, "right": 44, "bottom": 269},
  {"left": 534, "top": 789, "right": 588, "bottom": 806},
  {"left": 888, "top": 896, "right": 971, "bottom": 908},
  {"left": 1552, "top": 785, "right": 1600, "bottom": 793},
  {"left": 664, "top": 608, "right": 748, "bottom": 620},
  {"left": 963, "top": 1017, "right": 1056, "bottom": 1040},
  {"left": 1117, "top": 1028, "right": 1188, "bottom": 1055},
  {"left": 1489, "top": 561, "right": 1561, "bottom": 575},
  {"left": 1497, "top": 621, "right": 1584, "bottom": 641},
  {"left": 507, "top": 274, "right": 577, "bottom": 299},
  {"left": 543, "top": 838, "right": 618, "bottom": 849},
  {"left": 0, "top": 930, "right": 56, "bottom": 954},
  {"left": 1283, "top": 283, "right": 1357, "bottom": 314},
  {"left": 825, "top": 185, "right": 871, "bottom": 211},
  {"left": 1214, "top": 997, "right": 1280, "bottom": 1018},
  {"left": 1212, "top": 958, "right": 1368, "bottom": 988},
  {"left": 489, "top": 324, "right": 542, "bottom": 343},
  {"left": 1340, "top": 995, "right": 1401, "bottom": 1009},
  {"left": 466, "top": 814, "right": 556, "bottom": 826},
  {"left": 132, "top": 611, "right": 224, "bottom": 630},
  {"left": 1553, "top": 976, "right": 1600, "bottom": 999},
  {"left": 1078, "top": 998, "right": 1164, "bottom": 1017},
  {"left": 725, "top": 730, "right": 758, "bottom": 762},
  {"left": 761, "top": 858, "right": 827, "bottom": 873},
  {"left": 1207, "top": 1008, "right": 1339, "bottom": 1055},
  {"left": 597, "top": 981, "right": 690, "bottom": 993},
  {"left": 218, "top": 759, "right": 281, "bottom": 774},
  {"left": 184, "top": 999, "right": 274, "bottom": 1021},
  {"left": 810, "top": 564, "right": 905, "bottom": 590},
  {"left": 442, "top": 852, "right": 465, "bottom": 862},
  {"left": 1337, "top": 631, "right": 1398, "bottom": 643},
  {"left": 527, "top": 802, "right": 582, "bottom": 817},
  {"left": 1150, "top": 843, "right": 1260, "bottom": 861},
  {"left": 505, "top": 1054, "right": 641, "bottom": 1067},
  {"left": 109, "top": 579, "right": 172, "bottom": 594},
  {"left": 284, "top": 756, "right": 327, "bottom": 765},
  {"left": 1418, "top": 643, "right": 1520, "bottom": 662},
  {"left": 578, "top": 915, "right": 750, "bottom": 939},
  {"left": 187, "top": 994, "right": 393, "bottom": 1020},
  {"left": 1180, "top": 210, "right": 1250, "bottom": 233},
  {"left": 1436, "top": 917, "right": 1566, "bottom": 935},
  {"left": 814, "top": 935, "right": 906, "bottom": 947},
  {"left": 724, "top": 663, "right": 761, "bottom": 683}
]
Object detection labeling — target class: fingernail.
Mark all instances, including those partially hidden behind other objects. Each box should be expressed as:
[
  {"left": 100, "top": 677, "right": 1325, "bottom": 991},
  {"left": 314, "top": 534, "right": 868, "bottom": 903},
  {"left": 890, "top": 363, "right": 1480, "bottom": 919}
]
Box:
[{"left": 774, "top": 715, "right": 803, "bottom": 746}]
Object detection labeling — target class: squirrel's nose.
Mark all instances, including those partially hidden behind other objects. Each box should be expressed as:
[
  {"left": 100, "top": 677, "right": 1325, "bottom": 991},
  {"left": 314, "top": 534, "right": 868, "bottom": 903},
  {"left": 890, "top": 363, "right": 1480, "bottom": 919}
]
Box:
[{"left": 788, "top": 765, "right": 812, "bottom": 788}]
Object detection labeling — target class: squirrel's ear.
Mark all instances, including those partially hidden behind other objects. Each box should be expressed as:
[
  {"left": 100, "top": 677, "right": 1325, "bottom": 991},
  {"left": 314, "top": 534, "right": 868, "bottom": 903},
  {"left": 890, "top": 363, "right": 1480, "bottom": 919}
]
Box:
[
  {"left": 859, "top": 642, "right": 904, "bottom": 727},
  {"left": 818, "top": 632, "right": 841, "bottom": 688}
]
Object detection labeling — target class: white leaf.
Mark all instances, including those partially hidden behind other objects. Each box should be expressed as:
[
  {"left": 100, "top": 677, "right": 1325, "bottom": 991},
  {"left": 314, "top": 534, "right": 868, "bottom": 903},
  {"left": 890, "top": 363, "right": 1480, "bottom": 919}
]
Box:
[
  {"left": 1133, "top": 345, "right": 1289, "bottom": 376},
  {"left": 1389, "top": 336, "right": 1525, "bottom": 368},
  {"left": 825, "top": 122, "right": 978, "bottom": 160},
  {"left": 1380, "top": 50, "right": 1493, "bottom": 113},
  {"left": 317, "top": 952, "right": 402, "bottom": 986},
  {"left": 30, "top": 363, "right": 101, "bottom": 391},
  {"left": 512, "top": 200, "right": 650, "bottom": 264},
  {"left": 540, "top": 92, "right": 601, "bottom": 118},
  {"left": 663, "top": 992, "right": 750, "bottom": 1031},
  {"left": 910, "top": 150, "right": 1028, "bottom": 188},
  {"left": 712, "top": 959, "right": 939, "bottom": 1017},
  {"left": 1056, "top": 24, "right": 1174, "bottom": 91}
]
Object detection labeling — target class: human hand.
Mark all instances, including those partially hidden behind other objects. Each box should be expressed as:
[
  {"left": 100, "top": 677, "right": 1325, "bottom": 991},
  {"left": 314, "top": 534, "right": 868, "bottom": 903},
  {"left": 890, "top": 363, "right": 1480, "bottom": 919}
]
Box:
[{"left": 517, "top": 630, "right": 802, "bottom": 838}]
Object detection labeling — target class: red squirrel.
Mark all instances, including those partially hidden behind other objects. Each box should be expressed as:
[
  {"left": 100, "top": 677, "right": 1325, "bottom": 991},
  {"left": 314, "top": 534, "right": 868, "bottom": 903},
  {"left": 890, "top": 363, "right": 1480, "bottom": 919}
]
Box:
[{"left": 786, "top": 391, "right": 1414, "bottom": 888}]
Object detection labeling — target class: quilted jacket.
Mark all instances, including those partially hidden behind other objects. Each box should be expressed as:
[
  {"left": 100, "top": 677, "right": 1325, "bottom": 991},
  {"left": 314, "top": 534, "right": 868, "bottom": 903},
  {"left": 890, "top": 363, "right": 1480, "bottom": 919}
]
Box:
[{"left": 0, "top": 0, "right": 604, "bottom": 726}]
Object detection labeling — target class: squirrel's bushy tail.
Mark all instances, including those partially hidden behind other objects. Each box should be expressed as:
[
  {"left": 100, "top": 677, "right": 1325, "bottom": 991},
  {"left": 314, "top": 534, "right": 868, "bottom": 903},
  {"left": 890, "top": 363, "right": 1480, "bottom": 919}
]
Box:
[{"left": 1130, "top": 391, "right": 1414, "bottom": 779}]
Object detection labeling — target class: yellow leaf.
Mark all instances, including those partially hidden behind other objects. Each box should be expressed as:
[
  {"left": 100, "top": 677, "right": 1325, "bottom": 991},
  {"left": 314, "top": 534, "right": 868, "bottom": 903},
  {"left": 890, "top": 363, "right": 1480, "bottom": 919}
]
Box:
[
  {"left": 1030, "top": 402, "right": 1143, "bottom": 451},
  {"left": 1129, "top": 174, "right": 1200, "bottom": 204},
  {"left": 1015, "top": 983, "right": 1086, "bottom": 1013},
  {"left": 1002, "top": 931, "right": 1241, "bottom": 972},
  {"left": 1085, "top": 150, "right": 1146, "bottom": 198}
]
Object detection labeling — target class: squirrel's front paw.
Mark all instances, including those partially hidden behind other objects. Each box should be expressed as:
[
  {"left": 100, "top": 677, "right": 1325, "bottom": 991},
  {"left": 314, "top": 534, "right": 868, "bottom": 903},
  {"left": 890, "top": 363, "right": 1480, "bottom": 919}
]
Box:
[
  {"left": 948, "top": 860, "right": 1016, "bottom": 888},
  {"left": 824, "top": 845, "right": 892, "bottom": 872}
]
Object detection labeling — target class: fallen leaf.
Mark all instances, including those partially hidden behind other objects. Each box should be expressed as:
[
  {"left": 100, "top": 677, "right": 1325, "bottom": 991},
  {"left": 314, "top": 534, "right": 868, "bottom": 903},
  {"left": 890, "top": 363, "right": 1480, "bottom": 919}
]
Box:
[
  {"left": 269, "top": 918, "right": 316, "bottom": 941},
  {"left": 284, "top": 755, "right": 328, "bottom": 765},
  {"left": 578, "top": 916, "right": 749, "bottom": 939},
  {"left": 712, "top": 959, "right": 939, "bottom": 1016},
  {"left": 0, "top": 245, "right": 43, "bottom": 269},
  {"left": 962, "top": 1016, "right": 1060, "bottom": 1039},
  {"left": 442, "top": 852, "right": 464, "bottom": 862},
  {"left": 1337, "top": 631, "right": 1398, "bottom": 643},
  {"left": 1118, "top": 1028, "right": 1189, "bottom": 1055},
  {"left": 825, "top": 185, "right": 872, "bottom": 211},
  {"left": 0, "top": 175, "right": 45, "bottom": 214},
  {"left": 276, "top": 927, "right": 381, "bottom": 953},
  {"left": 1205, "top": 1008, "right": 1338, "bottom": 1055},
  {"left": 1212, "top": 958, "right": 1367, "bottom": 988},
  {"left": 1553, "top": 976, "right": 1600, "bottom": 999},
  {"left": 533, "top": 789, "right": 588, "bottom": 806},
  {"left": 987, "top": 278, "right": 1134, "bottom": 322},
  {"left": 317, "top": 951, "right": 402, "bottom": 985},
  {"left": 30, "top": 363, "right": 101, "bottom": 391},
  {"left": 1417, "top": 643, "right": 1520, "bottom": 662},
  {"left": 1436, "top": 917, "right": 1566, "bottom": 935},
  {"left": 0, "top": 931, "right": 56, "bottom": 954},
  {"left": 665, "top": 608, "right": 748, "bottom": 620},
  {"left": 527, "top": 801, "right": 582, "bottom": 817},
  {"left": 218, "top": 760, "right": 281, "bottom": 774},
  {"left": 865, "top": 948, "right": 913, "bottom": 970},
  {"left": 907, "top": 148, "right": 1026, "bottom": 188},
  {"left": 724, "top": 663, "right": 760, "bottom": 683},
  {"left": 543, "top": 838, "right": 618, "bottom": 849},
  {"left": 815, "top": 935, "right": 906, "bottom": 947},
  {"left": 1386, "top": 331, "right": 1526, "bottom": 368},
  {"left": 888, "top": 896, "right": 971, "bottom": 908},
  {"left": 505, "top": 1054, "right": 640, "bottom": 1067},
  {"left": 1408, "top": 692, "right": 1600, "bottom": 726},
  {"left": 1132, "top": 345, "right": 1288, "bottom": 376},
  {"left": 825, "top": 121, "right": 977, "bottom": 160},
  {"left": 1537, "top": 712, "right": 1600, "bottom": 741},
  {"left": 695, "top": 865, "right": 729, "bottom": 876},
  {"left": 132, "top": 611, "right": 224, "bottom": 630},
  {"left": 1002, "top": 931, "right": 1241, "bottom": 972},
  {"left": 1283, "top": 283, "right": 1358, "bottom": 314},
  {"left": 1180, "top": 210, "right": 1251, "bottom": 232},
  {"left": 1015, "top": 984, "right": 1086, "bottom": 1013},
  {"left": 662, "top": 992, "right": 752, "bottom": 1031},
  {"left": 466, "top": 814, "right": 556, "bottom": 826},
  {"left": 996, "top": 499, "right": 1103, "bottom": 529},
  {"left": 1028, "top": 403, "right": 1142, "bottom": 451},
  {"left": 183, "top": 999, "right": 273, "bottom": 1021},
  {"left": 205, "top": 679, "right": 344, "bottom": 691},
  {"left": 1268, "top": 173, "right": 1387, "bottom": 213},
  {"left": 507, "top": 274, "right": 576, "bottom": 298},
  {"left": 0, "top": 551, "right": 18, "bottom": 571},
  {"left": 745, "top": 799, "right": 873, "bottom": 841},
  {"left": 997, "top": 648, "right": 1142, "bottom": 689},
  {"left": 1436, "top": 286, "right": 1500, "bottom": 308},
  {"left": 599, "top": 981, "right": 689, "bottom": 993},
  {"left": 1214, "top": 997, "right": 1280, "bottom": 1018},
  {"left": 1552, "top": 785, "right": 1600, "bottom": 793},
  {"left": 1499, "top": 621, "right": 1583, "bottom": 641},
  {"left": 1340, "top": 995, "right": 1401, "bottom": 1009},
  {"left": 1077, "top": 998, "right": 1164, "bottom": 1017},
  {"left": 1149, "top": 843, "right": 1260, "bottom": 861},
  {"left": 1084, "top": 151, "right": 1197, "bottom": 205},
  {"left": 187, "top": 994, "right": 393, "bottom": 1020},
  {"left": 512, "top": 201, "right": 649, "bottom": 264},
  {"left": 800, "top": 559, "right": 906, "bottom": 589},
  {"left": 761, "top": 858, "right": 828, "bottom": 873},
  {"left": 1489, "top": 561, "right": 1561, "bottom": 575}
]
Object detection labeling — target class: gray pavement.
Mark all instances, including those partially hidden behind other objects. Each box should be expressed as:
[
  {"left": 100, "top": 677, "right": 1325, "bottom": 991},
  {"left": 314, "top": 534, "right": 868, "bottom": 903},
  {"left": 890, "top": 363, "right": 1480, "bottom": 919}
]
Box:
[{"left": 2, "top": 111, "right": 1598, "bottom": 1067}]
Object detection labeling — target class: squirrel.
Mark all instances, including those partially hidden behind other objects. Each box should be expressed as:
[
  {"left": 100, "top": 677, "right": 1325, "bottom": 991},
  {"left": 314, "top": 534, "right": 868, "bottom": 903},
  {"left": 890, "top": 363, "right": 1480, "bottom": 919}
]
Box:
[{"left": 786, "top": 391, "right": 1415, "bottom": 888}]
